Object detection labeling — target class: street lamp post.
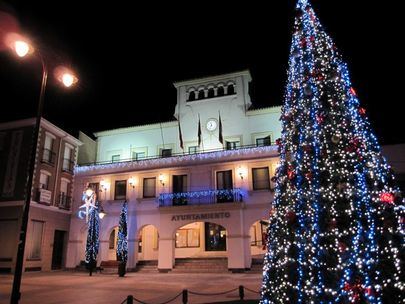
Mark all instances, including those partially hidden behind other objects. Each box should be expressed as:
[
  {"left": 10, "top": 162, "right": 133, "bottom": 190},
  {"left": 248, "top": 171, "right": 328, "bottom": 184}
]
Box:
[{"left": 8, "top": 37, "right": 77, "bottom": 304}]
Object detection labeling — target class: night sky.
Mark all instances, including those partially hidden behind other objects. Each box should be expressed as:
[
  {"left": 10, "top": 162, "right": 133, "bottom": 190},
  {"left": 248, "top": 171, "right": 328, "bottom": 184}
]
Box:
[{"left": 0, "top": 0, "right": 402, "bottom": 144}]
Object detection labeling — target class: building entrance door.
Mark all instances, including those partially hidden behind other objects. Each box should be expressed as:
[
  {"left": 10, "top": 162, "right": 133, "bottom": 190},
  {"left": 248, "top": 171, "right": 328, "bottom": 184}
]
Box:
[
  {"left": 204, "top": 223, "right": 226, "bottom": 251},
  {"left": 216, "top": 170, "right": 233, "bottom": 203},
  {"left": 51, "top": 230, "right": 66, "bottom": 270}
]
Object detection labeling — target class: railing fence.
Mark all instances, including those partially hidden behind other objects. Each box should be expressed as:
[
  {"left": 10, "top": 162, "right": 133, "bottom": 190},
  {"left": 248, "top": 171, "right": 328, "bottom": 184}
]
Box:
[{"left": 120, "top": 285, "right": 260, "bottom": 304}]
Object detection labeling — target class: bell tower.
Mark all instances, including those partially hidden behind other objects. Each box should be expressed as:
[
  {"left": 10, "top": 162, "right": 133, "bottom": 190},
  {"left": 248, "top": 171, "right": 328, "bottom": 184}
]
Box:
[{"left": 172, "top": 70, "right": 252, "bottom": 151}]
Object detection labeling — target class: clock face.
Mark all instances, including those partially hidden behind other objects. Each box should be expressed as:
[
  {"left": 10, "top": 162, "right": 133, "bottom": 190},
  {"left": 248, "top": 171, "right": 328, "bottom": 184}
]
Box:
[{"left": 206, "top": 119, "right": 217, "bottom": 131}]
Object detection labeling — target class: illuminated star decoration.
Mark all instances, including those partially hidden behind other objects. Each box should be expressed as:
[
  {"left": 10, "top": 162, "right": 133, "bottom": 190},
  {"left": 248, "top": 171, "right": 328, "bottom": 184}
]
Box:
[{"left": 79, "top": 190, "right": 97, "bottom": 223}]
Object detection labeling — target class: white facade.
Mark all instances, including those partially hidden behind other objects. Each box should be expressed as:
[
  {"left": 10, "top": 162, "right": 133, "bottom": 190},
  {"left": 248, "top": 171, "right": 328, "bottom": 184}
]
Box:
[
  {"left": 92, "top": 70, "right": 281, "bottom": 164},
  {"left": 67, "top": 70, "right": 282, "bottom": 272}
]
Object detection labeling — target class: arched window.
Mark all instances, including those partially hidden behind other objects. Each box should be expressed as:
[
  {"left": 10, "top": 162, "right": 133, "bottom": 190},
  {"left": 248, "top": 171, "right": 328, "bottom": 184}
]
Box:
[
  {"left": 208, "top": 88, "right": 215, "bottom": 98},
  {"left": 227, "top": 84, "right": 235, "bottom": 95},
  {"left": 198, "top": 90, "right": 205, "bottom": 100},
  {"left": 188, "top": 91, "right": 195, "bottom": 101},
  {"left": 217, "top": 86, "right": 224, "bottom": 97}
]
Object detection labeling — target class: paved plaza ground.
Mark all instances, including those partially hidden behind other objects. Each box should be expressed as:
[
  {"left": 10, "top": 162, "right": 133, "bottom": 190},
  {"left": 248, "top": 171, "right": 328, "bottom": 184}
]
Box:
[{"left": 0, "top": 271, "right": 261, "bottom": 304}]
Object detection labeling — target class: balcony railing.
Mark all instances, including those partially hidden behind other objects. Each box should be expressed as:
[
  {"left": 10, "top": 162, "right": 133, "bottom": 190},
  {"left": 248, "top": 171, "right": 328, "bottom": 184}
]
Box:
[
  {"left": 41, "top": 148, "right": 56, "bottom": 166},
  {"left": 35, "top": 188, "right": 52, "bottom": 205},
  {"left": 159, "top": 188, "right": 243, "bottom": 207},
  {"left": 58, "top": 193, "right": 72, "bottom": 210},
  {"left": 62, "top": 158, "right": 74, "bottom": 174},
  {"left": 78, "top": 143, "right": 276, "bottom": 167}
]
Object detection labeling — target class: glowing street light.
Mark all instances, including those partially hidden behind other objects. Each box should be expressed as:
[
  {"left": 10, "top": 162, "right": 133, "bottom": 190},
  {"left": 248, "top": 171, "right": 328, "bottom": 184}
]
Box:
[
  {"left": 62, "top": 73, "right": 74, "bottom": 87},
  {"left": 6, "top": 32, "right": 78, "bottom": 304},
  {"left": 98, "top": 207, "right": 107, "bottom": 219},
  {"left": 55, "top": 66, "right": 78, "bottom": 88},
  {"left": 14, "top": 40, "right": 30, "bottom": 57}
]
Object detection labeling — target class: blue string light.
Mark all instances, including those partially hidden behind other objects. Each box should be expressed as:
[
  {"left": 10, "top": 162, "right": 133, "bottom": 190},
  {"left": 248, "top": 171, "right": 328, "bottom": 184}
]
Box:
[
  {"left": 261, "top": 1, "right": 404, "bottom": 303},
  {"left": 117, "top": 201, "right": 128, "bottom": 263}
]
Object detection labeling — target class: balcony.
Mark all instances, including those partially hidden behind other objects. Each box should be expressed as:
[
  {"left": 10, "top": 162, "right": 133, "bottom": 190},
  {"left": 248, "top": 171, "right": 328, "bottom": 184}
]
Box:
[
  {"left": 62, "top": 158, "right": 74, "bottom": 174},
  {"left": 159, "top": 188, "right": 243, "bottom": 207},
  {"left": 58, "top": 193, "right": 72, "bottom": 210},
  {"left": 41, "top": 148, "right": 56, "bottom": 166},
  {"left": 76, "top": 144, "right": 278, "bottom": 176},
  {"left": 35, "top": 188, "right": 52, "bottom": 205}
]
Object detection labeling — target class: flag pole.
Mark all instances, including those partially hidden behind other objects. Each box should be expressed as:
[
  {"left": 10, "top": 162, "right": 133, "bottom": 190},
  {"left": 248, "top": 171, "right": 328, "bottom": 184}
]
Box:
[
  {"left": 218, "top": 110, "right": 224, "bottom": 148},
  {"left": 198, "top": 114, "right": 204, "bottom": 152}
]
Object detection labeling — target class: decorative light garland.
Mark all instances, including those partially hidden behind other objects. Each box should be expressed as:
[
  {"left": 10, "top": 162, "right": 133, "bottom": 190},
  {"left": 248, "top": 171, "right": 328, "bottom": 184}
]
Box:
[
  {"left": 159, "top": 188, "right": 243, "bottom": 206},
  {"left": 75, "top": 146, "right": 277, "bottom": 175}
]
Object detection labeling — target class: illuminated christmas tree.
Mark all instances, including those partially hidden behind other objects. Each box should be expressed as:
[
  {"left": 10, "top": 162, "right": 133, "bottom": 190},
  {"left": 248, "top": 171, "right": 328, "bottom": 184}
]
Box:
[
  {"left": 261, "top": 0, "right": 404, "bottom": 303},
  {"left": 117, "top": 200, "right": 128, "bottom": 276},
  {"left": 85, "top": 203, "right": 99, "bottom": 276}
]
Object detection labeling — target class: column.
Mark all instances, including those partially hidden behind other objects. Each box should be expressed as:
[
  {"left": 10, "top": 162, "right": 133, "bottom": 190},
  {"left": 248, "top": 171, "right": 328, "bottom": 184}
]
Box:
[
  {"left": 127, "top": 239, "right": 138, "bottom": 270},
  {"left": 227, "top": 234, "right": 251, "bottom": 272},
  {"left": 157, "top": 237, "right": 174, "bottom": 272},
  {"left": 98, "top": 240, "right": 109, "bottom": 266}
]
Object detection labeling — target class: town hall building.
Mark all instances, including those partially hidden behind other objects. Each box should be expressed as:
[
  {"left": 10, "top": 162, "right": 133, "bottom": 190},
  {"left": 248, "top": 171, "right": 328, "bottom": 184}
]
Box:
[{"left": 67, "top": 70, "right": 282, "bottom": 272}]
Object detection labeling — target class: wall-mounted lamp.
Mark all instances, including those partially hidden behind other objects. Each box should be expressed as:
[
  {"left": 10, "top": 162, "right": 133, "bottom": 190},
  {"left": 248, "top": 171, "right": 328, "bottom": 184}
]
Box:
[
  {"left": 159, "top": 174, "right": 165, "bottom": 186},
  {"left": 100, "top": 179, "right": 110, "bottom": 192},
  {"left": 128, "top": 177, "right": 135, "bottom": 189},
  {"left": 98, "top": 203, "right": 107, "bottom": 219},
  {"left": 85, "top": 187, "right": 94, "bottom": 197},
  {"left": 237, "top": 166, "right": 246, "bottom": 180}
]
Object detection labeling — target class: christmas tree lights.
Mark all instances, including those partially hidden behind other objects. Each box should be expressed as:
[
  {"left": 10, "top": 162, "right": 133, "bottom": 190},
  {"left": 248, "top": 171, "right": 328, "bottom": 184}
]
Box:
[
  {"left": 261, "top": 0, "right": 404, "bottom": 303},
  {"left": 117, "top": 200, "right": 128, "bottom": 263},
  {"left": 85, "top": 203, "right": 99, "bottom": 276}
]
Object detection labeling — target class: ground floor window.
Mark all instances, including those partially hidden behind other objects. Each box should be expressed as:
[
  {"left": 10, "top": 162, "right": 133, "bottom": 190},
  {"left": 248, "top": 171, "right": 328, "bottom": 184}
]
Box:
[
  {"left": 175, "top": 228, "right": 200, "bottom": 248},
  {"left": 29, "top": 220, "right": 44, "bottom": 260},
  {"left": 0, "top": 219, "right": 18, "bottom": 261},
  {"left": 205, "top": 222, "right": 226, "bottom": 251}
]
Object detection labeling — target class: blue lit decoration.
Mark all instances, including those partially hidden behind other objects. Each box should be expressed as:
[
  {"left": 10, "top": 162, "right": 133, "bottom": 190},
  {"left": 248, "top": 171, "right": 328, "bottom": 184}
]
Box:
[
  {"left": 85, "top": 203, "right": 99, "bottom": 276},
  {"left": 260, "top": 0, "right": 404, "bottom": 303},
  {"left": 159, "top": 188, "right": 243, "bottom": 206},
  {"left": 117, "top": 200, "right": 128, "bottom": 263}
]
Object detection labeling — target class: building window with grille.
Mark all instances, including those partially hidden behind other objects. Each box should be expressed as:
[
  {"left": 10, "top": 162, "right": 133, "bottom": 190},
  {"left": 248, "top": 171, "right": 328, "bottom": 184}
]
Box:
[
  {"left": 216, "top": 170, "right": 233, "bottom": 203},
  {"left": 252, "top": 167, "right": 270, "bottom": 190},
  {"left": 143, "top": 177, "right": 156, "bottom": 198},
  {"left": 225, "top": 141, "right": 240, "bottom": 150},
  {"left": 62, "top": 145, "right": 74, "bottom": 173},
  {"left": 172, "top": 175, "right": 188, "bottom": 206},
  {"left": 39, "top": 172, "right": 50, "bottom": 190},
  {"left": 188, "top": 146, "right": 198, "bottom": 154},
  {"left": 132, "top": 151, "right": 146, "bottom": 160},
  {"left": 175, "top": 228, "right": 200, "bottom": 248},
  {"left": 28, "top": 221, "right": 44, "bottom": 260},
  {"left": 42, "top": 134, "right": 55, "bottom": 164},
  {"left": 256, "top": 136, "right": 271, "bottom": 147},
  {"left": 114, "top": 180, "right": 127, "bottom": 200},
  {"left": 161, "top": 149, "right": 172, "bottom": 158}
]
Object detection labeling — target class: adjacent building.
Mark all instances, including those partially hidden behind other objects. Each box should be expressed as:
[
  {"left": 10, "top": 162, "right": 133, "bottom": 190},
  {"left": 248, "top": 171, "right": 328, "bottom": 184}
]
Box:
[
  {"left": 67, "top": 70, "right": 283, "bottom": 272},
  {"left": 0, "top": 118, "right": 82, "bottom": 273}
]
